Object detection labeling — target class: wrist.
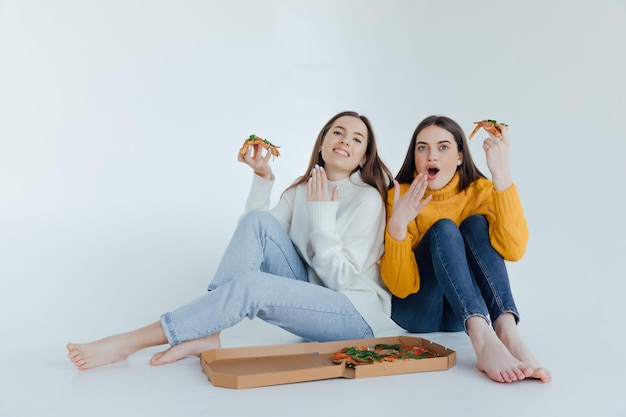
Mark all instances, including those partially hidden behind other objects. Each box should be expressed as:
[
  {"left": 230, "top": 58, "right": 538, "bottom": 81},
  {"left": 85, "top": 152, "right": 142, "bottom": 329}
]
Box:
[
  {"left": 255, "top": 170, "right": 273, "bottom": 180},
  {"left": 388, "top": 221, "right": 407, "bottom": 242},
  {"left": 492, "top": 175, "right": 512, "bottom": 192}
]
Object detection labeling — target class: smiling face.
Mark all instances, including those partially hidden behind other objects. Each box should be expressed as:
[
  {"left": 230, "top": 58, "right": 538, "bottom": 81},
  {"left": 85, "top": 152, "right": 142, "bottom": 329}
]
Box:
[
  {"left": 414, "top": 125, "right": 462, "bottom": 190},
  {"left": 319, "top": 115, "right": 368, "bottom": 181}
]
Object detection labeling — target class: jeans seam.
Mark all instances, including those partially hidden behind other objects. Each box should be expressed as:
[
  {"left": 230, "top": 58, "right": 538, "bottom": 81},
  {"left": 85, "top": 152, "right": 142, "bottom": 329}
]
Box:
[
  {"left": 256, "top": 304, "right": 372, "bottom": 340},
  {"left": 432, "top": 227, "right": 475, "bottom": 321},
  {"left": 264, "top": 235, "right": 305, "bottom": 280},
  {"left": 463, "top": 229, "right": 507, "bottom": 323}
]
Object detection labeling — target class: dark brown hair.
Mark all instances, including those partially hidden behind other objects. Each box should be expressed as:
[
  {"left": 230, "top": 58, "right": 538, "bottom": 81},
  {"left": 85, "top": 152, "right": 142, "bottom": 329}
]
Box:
[
  {"left": 394, "top": 115, "right": 485, "bottom": 191},
  {"left": 285, "top": 111, "right": 392, "bottom": 203}
]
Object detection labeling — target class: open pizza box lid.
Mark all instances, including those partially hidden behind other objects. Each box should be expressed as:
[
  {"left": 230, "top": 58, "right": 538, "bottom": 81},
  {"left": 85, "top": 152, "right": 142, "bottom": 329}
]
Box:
[{"left": 200, "top": 335, "right": 456, "bottom": 389}]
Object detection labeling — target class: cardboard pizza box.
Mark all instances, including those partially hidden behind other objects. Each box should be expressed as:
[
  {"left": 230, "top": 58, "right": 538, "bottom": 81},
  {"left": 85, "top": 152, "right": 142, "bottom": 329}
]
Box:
[{"left": 200, "top": 335, "right": 456, "bottom": 389}]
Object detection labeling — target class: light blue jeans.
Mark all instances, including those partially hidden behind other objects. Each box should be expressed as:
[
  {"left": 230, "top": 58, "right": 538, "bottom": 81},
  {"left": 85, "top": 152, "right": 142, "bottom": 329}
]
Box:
[{"left": 160, "top": 210, "right": 373, "bottom": 345}]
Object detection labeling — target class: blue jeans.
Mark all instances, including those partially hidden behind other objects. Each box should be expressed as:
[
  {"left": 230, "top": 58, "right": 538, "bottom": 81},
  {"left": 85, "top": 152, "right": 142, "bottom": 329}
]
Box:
[
  {"left": 391, "top": 215, "right": 520, "bottom": 333},
  {"left": 160, "top": 210, "right": 373, "bottom": 345}
]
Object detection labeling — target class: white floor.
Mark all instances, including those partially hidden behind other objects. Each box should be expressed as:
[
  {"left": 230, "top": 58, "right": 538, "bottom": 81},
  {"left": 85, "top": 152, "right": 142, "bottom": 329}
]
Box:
[
  {"left": 1, "top": 3, "right": 625, "bottom": 415},
  {"left": 2, "top": 314, "right": 624, "bottom": 417}
]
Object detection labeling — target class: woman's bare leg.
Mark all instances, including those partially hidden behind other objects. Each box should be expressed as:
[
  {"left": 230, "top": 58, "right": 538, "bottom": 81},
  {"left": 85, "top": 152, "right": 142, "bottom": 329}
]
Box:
[
  {"left": 494, "top": 313, "right": 552, "bottom": 383},
  {"left": 466, "top": 316, "right": 533, "bottom": 383},
  {"left": 150, "top": 332, "right": 221, "bottom": 366},
  {"left": 67, "top": 321, "right": 167, "bottom": 370}
]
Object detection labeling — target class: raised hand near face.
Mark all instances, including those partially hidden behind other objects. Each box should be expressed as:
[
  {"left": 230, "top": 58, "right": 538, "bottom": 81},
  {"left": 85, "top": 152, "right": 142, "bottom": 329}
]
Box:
[
  {"left": 307, "top": 165, "right": 338, "bottom": 202},
  {"left": 387, "top": 173, "right": 432, "bottom": 241}
]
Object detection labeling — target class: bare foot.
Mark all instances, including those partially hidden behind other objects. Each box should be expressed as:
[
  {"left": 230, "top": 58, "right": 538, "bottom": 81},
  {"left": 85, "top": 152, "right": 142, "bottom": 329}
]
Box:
[
  {"left": 467, "top": 317, "right": 532, "bottom": 383},
  {"left": 495, "top": 315, "right": 552, "bottom": 383},
  {"left": 474, "top": 332, "right": 532, "bottom": 382},
  {"left": 67, "top": 321, "right": 168, "bottom": 370},
  {"left": 67, "top": 336, "right": 135, "bottom": 370},
  {"left": 498, "top": 334, "right": 552, "bottom": 382},
  {"left": 150, "top": 333, "right": 221, "bottom": 366}
]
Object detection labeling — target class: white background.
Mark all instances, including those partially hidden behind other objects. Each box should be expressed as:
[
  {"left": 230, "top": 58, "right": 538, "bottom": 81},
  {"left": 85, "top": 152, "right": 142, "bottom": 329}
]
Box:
[{"left": 1, "top": 1, "right": 625, "bottom": 416}]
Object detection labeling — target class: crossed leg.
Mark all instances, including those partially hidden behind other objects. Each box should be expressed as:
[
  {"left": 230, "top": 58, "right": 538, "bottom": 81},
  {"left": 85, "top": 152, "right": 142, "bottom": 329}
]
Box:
[{"left": 67, "top": 320, "right": 222, "bottom": 370}]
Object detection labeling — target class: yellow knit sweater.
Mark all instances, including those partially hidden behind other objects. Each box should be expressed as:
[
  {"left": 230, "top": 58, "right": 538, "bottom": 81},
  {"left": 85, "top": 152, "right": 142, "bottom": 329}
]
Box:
[{"left": 380, "top": 173, "right": 528, "bottom": 298}]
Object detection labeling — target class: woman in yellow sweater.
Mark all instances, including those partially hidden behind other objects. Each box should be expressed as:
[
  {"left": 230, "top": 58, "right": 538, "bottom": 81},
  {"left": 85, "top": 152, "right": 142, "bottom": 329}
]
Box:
[{"left": 381, "top": 115, "right": 551, "bottom": 383}]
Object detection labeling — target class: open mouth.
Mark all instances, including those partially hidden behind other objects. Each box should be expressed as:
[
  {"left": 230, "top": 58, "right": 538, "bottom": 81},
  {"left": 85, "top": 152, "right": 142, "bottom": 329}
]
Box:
[{"left": 427, "top": 167, "right": 439, "bottom": 180}]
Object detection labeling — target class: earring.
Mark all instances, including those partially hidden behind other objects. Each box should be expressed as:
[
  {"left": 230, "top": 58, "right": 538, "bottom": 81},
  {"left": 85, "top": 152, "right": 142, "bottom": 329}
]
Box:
[{"left": 457, "top": 160, "right": 462, "bottom": 166}]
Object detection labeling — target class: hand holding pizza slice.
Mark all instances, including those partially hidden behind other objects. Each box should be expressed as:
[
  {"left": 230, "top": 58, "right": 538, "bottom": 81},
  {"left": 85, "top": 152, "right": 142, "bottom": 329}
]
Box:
[
  {"left": 468, "top": 119, "right": 508, "bottom": 140},
  {"left": 239, "top": 134, "right": 281, "bottom": 157}
]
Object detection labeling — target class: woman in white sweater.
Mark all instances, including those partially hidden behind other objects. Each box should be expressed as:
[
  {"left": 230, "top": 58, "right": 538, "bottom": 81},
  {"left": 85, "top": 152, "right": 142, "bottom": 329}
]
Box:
[{"left": 67, "top": 111, "right": 394, "bottom": 370}]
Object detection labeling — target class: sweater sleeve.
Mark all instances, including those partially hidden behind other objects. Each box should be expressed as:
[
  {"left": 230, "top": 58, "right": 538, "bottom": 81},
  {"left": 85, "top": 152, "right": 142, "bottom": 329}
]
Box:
[
  {"left": 307, "top": 190, "right": 385, "bottom": 292},
  {"left": 244, "top": 173, "right": 274, "bottom": 212},
  {"left": 243, "top": 173, "right": 292, "bottom": 232},
  {"left": 487, "top": 183, "right": 529, "bottom": 261},
  {"left": 379, "top": 186, "right": 422, "bottom": 298}
]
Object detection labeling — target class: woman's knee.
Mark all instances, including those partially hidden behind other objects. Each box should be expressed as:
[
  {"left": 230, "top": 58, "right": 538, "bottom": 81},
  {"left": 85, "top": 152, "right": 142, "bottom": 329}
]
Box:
[
  {"left": 238, "top": 210, "right": 282, "bottom": 237},
  {"left": 429, "top": 218, "right": 463, "bottom": 243},
  {"left": 240, "top": 210, "right": 273, "bottom": 226},
  {"left": 418, "top": 219, "right": 464, "bottom": 258},
  {"left": 459, "top": 215, "right": 488, "bottom": 235}
]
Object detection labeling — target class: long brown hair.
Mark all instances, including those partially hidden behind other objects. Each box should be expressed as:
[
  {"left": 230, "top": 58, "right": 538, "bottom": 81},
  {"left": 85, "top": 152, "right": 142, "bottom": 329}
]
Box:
[
  {"left": 394, "top": 115, "right": 485, "bottom": 191},
  {"left": 285, "top": 111, "right": 393, "bottom": 203}
]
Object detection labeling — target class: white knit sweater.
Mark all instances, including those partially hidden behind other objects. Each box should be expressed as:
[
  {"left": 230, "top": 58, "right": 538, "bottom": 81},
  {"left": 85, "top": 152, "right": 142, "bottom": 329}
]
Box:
[{"left": 244, "top": 171, "right": 393, "bottom": 335}]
